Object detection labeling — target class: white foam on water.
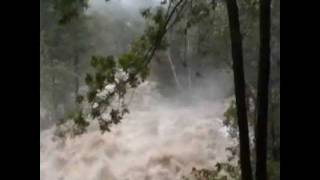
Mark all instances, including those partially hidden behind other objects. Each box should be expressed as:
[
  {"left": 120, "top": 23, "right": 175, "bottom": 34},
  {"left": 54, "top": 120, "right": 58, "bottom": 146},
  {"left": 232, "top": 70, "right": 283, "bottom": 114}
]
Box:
[{"left": 40, "top": 82, "right": 232, "bottom": 180}]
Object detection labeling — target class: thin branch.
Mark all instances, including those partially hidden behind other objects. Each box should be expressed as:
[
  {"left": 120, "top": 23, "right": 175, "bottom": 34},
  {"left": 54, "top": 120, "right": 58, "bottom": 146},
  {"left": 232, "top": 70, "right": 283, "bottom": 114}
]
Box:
[
  {"left": 166, "top": 0, "right": 188, "bottom": 32},
  {"left": 144, "top": 0, "right": 186, "bottom": 66}
]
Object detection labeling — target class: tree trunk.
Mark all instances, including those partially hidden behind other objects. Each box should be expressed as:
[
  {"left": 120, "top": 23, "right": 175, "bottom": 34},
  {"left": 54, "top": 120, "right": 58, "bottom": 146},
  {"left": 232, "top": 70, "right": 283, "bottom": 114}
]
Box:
[
  {"left": 184, "top": 26, "right": 192, "bottom": 91},
  {"left": 184, "top": 1, "right": 192, "bottom": 91},
  {"left": 74, "top": 52, "right": 80, "bottom": 96},
  {"left": 49, "top": 56, "right": 57, "bottom": 122},
  {"left": 225, "top": 1, "right": 253, "bottom": 180},
  {"left": 166, "top": 30, "right": 182, "bottom": 91},
  {"left": 256, "top": 0, "right": 272, "bottom": 179},
  {"left": 167, "top": 49, "right": 182, "bottom": 90},
  {"left": 270, "top": 113, "right": 278, "bottom": 160},
  {"left": 50, "top": 74, "right": 57, "bottom": 122}
]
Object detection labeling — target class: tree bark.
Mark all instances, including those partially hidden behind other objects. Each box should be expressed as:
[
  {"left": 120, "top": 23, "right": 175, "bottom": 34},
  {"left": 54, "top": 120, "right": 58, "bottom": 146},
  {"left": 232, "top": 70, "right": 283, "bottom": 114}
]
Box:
[
  {"left": 270, "top": 113, "right": 278, "bottom": 160},
  {"left": 256, "top": 0, "right": 272, "bottom": 179},
  {"left": 167, "top": 49, "right": 182, "bottom": 90},
  {"left": 184, "top": 26, "right": 192, "bottom": 91},
  {"left": 50, "top": 59, "right": 58, "bottom": 123},
  {"left": 184, "top": 0, "right": 192, "bottom": 91},
  {"left": 74, "top": 51, "right": 80, "bottom": 97},
  {"left": 225, "top": 1, "right": 253, "bottom": 180},
  {"left": 166, "top": 30, "right": 182, "bottom": 91}
]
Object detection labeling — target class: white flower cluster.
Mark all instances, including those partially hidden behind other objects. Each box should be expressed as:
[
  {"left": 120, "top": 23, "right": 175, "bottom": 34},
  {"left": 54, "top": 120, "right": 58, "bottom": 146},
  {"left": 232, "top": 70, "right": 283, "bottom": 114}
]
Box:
[
  {"left": 105, "top": 84, "right": 116, "bottom": 93},
  {"left": 101, "top": 112, "right": 110, "bottom": 121},
  {"left": 92, "top": 102, "right": 99, "bottom": 109},
  {"left": 115, "top": 68, "right": 129, "bottom": 83},
  {"left": 92, "top": 68, "right": 129, "bottom": 110},
  {"left": 96, "top": 83, "right": 116, "bottom": 99}
]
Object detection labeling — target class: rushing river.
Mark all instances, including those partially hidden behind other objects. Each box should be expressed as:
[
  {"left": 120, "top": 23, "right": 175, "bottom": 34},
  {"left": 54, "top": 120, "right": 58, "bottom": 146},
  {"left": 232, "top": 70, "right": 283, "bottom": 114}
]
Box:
[{"left": 40, "top": 81, "right": 233, "bottom": 180}]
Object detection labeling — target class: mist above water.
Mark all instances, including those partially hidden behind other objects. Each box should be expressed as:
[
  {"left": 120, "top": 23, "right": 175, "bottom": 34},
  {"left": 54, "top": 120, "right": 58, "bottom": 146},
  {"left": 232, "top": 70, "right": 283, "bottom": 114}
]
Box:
[{"left": 87, "top": 0, "right": 163, "bottom": 17}]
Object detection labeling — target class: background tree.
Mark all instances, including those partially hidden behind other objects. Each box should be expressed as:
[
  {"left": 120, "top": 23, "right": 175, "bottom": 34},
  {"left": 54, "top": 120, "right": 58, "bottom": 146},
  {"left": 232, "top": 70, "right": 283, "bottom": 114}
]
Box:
[
  {"left": 225, "top": 0, "right": 253, "bottom": 179},
  {"left": 256, "top": 0, "right": 272, "bottom": 179}
]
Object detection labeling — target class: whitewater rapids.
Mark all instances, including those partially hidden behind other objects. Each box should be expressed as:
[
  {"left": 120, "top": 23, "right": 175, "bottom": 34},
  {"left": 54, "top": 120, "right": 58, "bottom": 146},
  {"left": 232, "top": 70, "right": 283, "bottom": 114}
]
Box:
[{"left": 40, "top": 82, "right": 233, "bottom": 180}]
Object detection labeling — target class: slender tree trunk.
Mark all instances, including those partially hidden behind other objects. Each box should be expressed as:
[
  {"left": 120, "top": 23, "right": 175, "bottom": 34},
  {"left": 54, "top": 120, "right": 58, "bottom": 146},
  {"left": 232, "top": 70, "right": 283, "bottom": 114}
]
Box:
[
  {"left": 51, "top": 75, "right": 56, "bottom": 122},
  {"left": 256, "top": 0, "right": 272, "bottom": 179},
  {"left": 167, "top": 49, "right": 182, "bottom": 90},
  {"left": 246, "top": 84, "right": 258, "bottom": 145},
  {"left": 50, "top": 58, "right": 57, "bottom": 123},
  {"left": 225, "top": 1, "right": 253, "bottom": 180},
  {"left": 187, "top": 35, "right": 192, "bottom": 90},
  {"left": 184, "top": 27, "right": 192, "bottom": 90},
  {"left": 270, "top": 113, "right": 277, "bottom": 160},
  {"left": 166, "top": 31, "right": 182, "bottom": 90},
  {"left": 184, "top": 0, "right": 192, "bottom": 91},
  {"left": 74, "top": 52, "right": 80, "bottom": 96}
]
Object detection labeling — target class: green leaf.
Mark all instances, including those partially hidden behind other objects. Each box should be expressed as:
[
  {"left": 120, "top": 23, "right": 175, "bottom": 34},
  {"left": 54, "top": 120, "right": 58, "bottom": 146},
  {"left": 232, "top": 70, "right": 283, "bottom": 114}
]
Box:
[
  {"left": 140, "top": 67, "right": 150, "bottom": 81},
  {"left": 76, "top": 95, "right": 84, "bottom": 104},
  {"left": 91, "top": 108, "right": 100, "bottom": 118},
  {"left": 95, "top": 72, "right": 106, "bottom": 89},
  {"left": 141, "top": 8, "right": 151, "bottom": 18},
  {"left": 152, "top": 7, "right": 165, "bottom": 27},
  {"left": 91, "top": 56, "right": 99, "bottom": 68},
  {"left": 101, "top": 55, "right": 116, "bottom": 70},
  {"left": 85, "top": 73, "right": 93, "bottom": 86},
  {"left": 118, "top": 53, "right": 136, "bottom": 70},
  {"left": 87, "top": 90, "right": 96, "bottom": 103}
]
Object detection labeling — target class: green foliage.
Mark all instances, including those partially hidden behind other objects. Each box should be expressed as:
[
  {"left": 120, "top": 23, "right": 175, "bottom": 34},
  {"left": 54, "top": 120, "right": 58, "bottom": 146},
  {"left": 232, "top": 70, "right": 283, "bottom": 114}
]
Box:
[
  {"left": 76, "top": 95, "right": 84, "bottom": 104},
  {"left": 51, "top": 0, "right": 231, "bottom": 138},
  {"left": 58, "top": 48, "right": 148, "bottom": 134},
  {"left": 54, "top": 0, "right": 175, "bottom": 135},
  {"left": 188, "top": 1, "right": 211, "bottom": 26},
  {"left": 90, "top": 55, "right": 116, "bottom": 72},
  {"left": 267, "top": 160, "right": 280, "bottom": 180},
  {"left": 181, "top": 162, "right": 240, "bottom": 180},
  {"left": 85, "top": 73, "right": 94, "bottom": 86},
  {"left": 41, "top": 0, "right": 95, "bottom": 124},
  {"left": 118, "top": 53, "right": 142, "bottom": 71},
  {"left": 223, "top": 100, "right": 239, "bottom": 139},
  {"left": 142, "top": 6, "right": 169, "bottom": 50},
  {"left": 222, "top": 91, "right": 280, "bottom": 179},
  {"left": 72, "top": 111, "right": 89, "bottom": 135},
  {"left": 53, "top": 0, "right": 89, "bottom": 24},
  {"left": 141, "top": 8, "right": 152, "bottom": 19},
  {"left": 44, "top": 1, "right": 280, "bottom": 180},
  {"left": 153, "top": 7, "right": 165, "bottom": 26},
  {"left": 87, "top": 89, "right": 97, "bottom": 103},
  {"left": 54, "top": 110, "right": 89, "bottom": 138}
]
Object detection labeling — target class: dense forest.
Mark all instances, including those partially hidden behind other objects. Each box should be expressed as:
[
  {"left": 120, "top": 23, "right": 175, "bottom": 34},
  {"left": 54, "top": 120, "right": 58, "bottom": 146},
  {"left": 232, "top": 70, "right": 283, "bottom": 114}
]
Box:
[{"left": 40, "top": 0, "right": 280, "bottom": 179}]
